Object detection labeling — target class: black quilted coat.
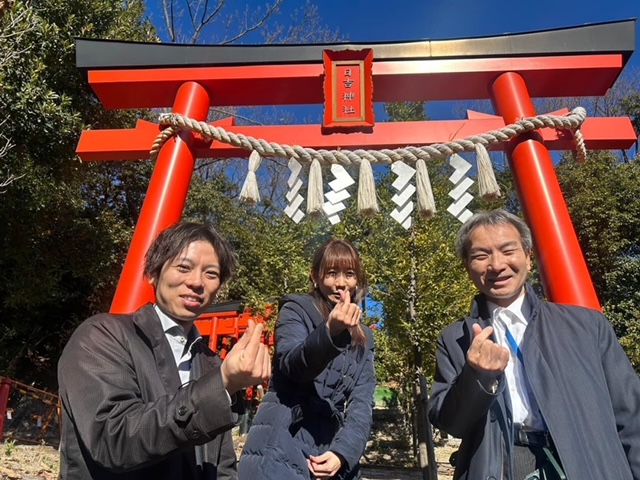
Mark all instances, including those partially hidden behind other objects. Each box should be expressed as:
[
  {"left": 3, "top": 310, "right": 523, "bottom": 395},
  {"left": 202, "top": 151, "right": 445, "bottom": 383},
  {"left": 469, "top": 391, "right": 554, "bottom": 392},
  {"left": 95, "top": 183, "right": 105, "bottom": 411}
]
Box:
[{"left": 238, "top": 294, "right": 376, "bottom": 480}]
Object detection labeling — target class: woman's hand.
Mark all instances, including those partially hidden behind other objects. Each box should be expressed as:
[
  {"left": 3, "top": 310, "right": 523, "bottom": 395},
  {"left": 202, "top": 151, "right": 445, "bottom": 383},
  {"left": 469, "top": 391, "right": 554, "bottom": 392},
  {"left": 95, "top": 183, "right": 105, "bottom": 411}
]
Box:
[
  {"left": 307, "top": 451, "right": 344, "bottom": 479},
  {"left": 326, "top": 289, "right": 361, "bottom": 337}
]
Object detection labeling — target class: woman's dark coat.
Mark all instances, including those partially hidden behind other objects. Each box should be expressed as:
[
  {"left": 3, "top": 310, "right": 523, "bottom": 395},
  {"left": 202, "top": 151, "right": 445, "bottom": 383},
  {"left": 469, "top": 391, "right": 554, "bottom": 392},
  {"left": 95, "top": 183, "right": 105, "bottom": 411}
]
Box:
[{"left": 238, "top": 294, "right": 376, "bottom": 480}]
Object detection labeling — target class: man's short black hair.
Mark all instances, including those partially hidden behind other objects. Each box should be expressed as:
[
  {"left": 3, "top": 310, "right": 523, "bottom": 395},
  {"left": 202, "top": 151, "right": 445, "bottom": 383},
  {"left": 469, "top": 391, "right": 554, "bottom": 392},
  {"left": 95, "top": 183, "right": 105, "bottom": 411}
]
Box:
[{"left": 144, "top": 222, "right": 237, "bottom": 284}]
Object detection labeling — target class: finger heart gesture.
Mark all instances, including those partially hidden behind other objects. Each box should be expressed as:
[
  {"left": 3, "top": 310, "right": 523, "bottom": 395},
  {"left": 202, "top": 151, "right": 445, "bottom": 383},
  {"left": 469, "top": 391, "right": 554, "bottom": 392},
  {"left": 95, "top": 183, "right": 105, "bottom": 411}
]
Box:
[{"left": 327, "top": 290, "right": 361, "bottom": 337}]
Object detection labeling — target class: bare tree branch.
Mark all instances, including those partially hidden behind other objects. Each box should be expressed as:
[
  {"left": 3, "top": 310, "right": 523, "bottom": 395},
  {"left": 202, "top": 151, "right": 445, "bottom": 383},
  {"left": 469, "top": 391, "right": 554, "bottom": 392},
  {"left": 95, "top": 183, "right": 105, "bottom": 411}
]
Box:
[
  {"left": 0, "top": 131, "right": 23, "bottom": 193},
  {"left": 220, "top": 0, "right": 282, "bottom": 45},
  {"left": 158, "top": 0, "right": 283, "bottom": 45},
  {"left": 261, "top": 0, "right": 343, "bottom": 44},
  {"left": 0, "top": 172, "right": 25, "bottom": 193},
  {"left": 0, "top": 7, "right": 36, "bottom": 193},
  {"left": 0, "top": 6, "right": 38, "bottom": 69},
  {"left": 192, "top": 0, "right": 224, "bottom": 43},
  {"left": 209, "top": 107, "right": 264, "bottom": 126},
  {"left": 161, "top": 0, "right": 176, "bottom": 42}
]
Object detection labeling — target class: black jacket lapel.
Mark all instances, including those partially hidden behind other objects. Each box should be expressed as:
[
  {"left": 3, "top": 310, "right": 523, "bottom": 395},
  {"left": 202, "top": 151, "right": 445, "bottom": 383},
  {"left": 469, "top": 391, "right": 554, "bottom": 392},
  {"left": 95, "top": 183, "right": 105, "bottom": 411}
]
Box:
[{"left": 133, "top": 304, "right": 182, "bottom": 394}]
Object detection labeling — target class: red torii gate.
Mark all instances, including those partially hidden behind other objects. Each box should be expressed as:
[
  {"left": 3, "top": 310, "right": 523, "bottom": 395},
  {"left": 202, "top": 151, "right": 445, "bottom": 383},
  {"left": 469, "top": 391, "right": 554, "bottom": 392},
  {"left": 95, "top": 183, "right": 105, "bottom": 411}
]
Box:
[{"left": 75, "top": 20, "right": 637, "bottom": 314}]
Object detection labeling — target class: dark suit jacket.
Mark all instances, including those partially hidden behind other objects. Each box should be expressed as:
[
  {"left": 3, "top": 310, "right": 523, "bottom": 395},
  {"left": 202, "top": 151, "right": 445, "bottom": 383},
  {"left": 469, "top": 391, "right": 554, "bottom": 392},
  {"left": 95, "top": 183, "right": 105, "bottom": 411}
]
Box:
[
  {"left": 429, "top": 284, "right": 640, "bottom": 480},
  {"left": 58, "top": 304, "right": 239, "bottom": 479}
]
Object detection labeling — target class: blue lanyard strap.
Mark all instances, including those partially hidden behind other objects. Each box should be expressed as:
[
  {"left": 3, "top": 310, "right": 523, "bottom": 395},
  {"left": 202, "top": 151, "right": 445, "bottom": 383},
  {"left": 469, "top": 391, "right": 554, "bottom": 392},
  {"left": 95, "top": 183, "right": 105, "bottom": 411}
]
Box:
[
  {"left": 504, "top": 322, "right": 548, "bottom": 429},
  {"left": 505, "top": 327, "right": 524, "bottom": 364}
]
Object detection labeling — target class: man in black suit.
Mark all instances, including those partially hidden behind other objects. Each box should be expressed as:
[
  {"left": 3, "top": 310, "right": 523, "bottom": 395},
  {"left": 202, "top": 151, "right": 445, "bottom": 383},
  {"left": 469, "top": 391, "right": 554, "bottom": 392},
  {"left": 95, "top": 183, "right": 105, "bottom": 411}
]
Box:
[{"left": 58, "top": 222, "right": 271, "bottom": 479}]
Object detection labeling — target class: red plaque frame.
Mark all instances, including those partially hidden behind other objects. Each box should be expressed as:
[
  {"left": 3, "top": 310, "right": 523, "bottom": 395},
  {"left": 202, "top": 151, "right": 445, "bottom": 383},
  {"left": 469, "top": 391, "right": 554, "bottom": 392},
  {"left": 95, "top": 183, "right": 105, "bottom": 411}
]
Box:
[{"left": 322, "top": 49, "right": 374, "bottom": 131}]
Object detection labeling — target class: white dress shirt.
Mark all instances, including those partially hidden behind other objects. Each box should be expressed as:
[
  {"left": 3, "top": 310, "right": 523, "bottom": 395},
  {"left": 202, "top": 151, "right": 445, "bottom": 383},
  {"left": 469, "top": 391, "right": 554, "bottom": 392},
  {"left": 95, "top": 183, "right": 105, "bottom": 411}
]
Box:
[
  {"left": 488, "top": 296, "right": 546, "bottom": 430},
  {"left": 155, "top": 305, "right": 202, "bottom": 386}
]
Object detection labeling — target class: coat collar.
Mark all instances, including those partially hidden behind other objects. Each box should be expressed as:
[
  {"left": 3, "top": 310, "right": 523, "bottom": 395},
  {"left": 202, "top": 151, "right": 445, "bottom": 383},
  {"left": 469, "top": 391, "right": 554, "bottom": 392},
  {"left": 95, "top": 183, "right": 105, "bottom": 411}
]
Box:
[
  {"left": 133, "top": 304, "right": 182, "bottom": 392},
  {"left": 132, "top": 303, "right": 167, "bottom": 347},
  {"left": 469, "top": 282, "right": 541, "bottom": 323},
  {"left": 280, "top": 293, "right": 325, "bottom": 328}
]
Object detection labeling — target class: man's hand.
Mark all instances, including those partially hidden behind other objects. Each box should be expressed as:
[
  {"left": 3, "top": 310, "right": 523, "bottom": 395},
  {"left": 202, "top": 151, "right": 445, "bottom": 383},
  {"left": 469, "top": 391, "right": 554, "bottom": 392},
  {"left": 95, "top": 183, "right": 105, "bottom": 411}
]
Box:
[
  {"left": 221, "top": 320, "right": 271, "bottom": 394},
  {"left": 467, "top": 323, "right": 509, "bottom": 375},
  {"left": 307, "top": 451, "right": 343, "bottom": 479},
  {"left": 326, "top": 290, "right": 361, "bottom": 337}
]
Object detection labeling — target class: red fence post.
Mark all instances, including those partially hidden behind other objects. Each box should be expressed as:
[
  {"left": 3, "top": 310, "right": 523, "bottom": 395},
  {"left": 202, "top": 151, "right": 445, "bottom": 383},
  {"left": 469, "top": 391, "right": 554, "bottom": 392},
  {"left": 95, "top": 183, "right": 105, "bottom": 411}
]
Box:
[
  {"left": 110, "top": 81, "right": 211, "bottom": 314},
  {"left": 0, "top": 377, "right": 12, "bottom": 441},
  {"left": 490, "top": 72, "right": 600, "bottom": 310}
]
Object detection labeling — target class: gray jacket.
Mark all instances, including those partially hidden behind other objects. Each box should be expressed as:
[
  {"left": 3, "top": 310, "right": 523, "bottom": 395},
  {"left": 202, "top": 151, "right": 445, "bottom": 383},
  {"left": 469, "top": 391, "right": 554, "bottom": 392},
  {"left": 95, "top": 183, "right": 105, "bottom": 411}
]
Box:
[
  {"left": 428, "top": 284, "right": 640, "bottom": 480},
  {"left": 58, "top": 304, "right": 239, "bottom": 480}
]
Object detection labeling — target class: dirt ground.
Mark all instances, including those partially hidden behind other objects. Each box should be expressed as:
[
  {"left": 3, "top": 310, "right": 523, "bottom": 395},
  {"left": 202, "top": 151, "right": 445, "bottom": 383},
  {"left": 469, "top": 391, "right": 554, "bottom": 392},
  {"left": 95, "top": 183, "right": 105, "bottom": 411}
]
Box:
[
  {"left": 0, "top": 437, "right": 457, "bottom": 480},
  {"left": 0, "top": 404, "right": 459, "bottom": 480},
  {"left": 0, "top": 443, "right": 58, "bottom": 480}
]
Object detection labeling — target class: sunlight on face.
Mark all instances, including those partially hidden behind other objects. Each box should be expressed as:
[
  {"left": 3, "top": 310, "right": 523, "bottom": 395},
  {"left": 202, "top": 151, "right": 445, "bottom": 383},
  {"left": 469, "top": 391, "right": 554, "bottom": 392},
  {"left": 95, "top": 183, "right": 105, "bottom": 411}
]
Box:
[
  {"left": 318, "top": 267, "right": 358, "bottom": 304},
  {"left": 465, "top": 224, "right": 531, "bottom": 307},
  {"left": 150, "top": 240, "right": 222, "bottom": 323}
]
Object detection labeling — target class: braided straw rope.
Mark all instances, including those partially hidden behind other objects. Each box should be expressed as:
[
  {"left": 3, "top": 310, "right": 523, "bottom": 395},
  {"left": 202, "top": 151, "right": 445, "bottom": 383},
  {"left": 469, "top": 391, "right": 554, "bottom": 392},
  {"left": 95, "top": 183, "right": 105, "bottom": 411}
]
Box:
[{"left": 150, "top": 107, "right": 588, "bottom": 164}]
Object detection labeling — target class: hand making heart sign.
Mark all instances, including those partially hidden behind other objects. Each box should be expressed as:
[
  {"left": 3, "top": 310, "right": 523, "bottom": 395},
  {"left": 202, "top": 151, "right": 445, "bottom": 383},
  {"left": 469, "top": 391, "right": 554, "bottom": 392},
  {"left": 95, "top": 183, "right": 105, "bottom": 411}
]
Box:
[{"left": 326, "top": 289, "right": 362, "bottom": 337}]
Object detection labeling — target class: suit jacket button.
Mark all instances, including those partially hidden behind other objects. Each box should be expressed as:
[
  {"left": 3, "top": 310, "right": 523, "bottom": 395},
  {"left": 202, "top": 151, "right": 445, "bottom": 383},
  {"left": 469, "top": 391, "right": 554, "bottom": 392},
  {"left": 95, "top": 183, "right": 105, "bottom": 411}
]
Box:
[
  {"left": 490, "top": 411, "right": 497, "bottom": 421},
  {"left": 178, "top": 406, "right": 188, "bottom": 416},
  {"left": 191, "top": 430, "right": 201, "bottom": 439}
]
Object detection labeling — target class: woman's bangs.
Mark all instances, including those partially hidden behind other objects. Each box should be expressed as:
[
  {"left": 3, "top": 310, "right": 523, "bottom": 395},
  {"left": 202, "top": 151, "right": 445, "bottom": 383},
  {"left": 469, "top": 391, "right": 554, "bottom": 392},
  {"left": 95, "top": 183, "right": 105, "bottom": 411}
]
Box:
[{"left": 321, "top": 247, "right": 357, "bottom": 275}]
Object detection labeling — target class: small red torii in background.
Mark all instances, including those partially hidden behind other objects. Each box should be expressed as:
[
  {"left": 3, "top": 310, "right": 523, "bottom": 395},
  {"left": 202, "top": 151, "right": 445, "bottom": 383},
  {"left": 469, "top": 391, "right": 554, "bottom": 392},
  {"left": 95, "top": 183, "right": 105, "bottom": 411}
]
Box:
[
  {"left": 75, "top": 20, "right": 637, "bottom": 319},
  {"left": 194, "top": 301, "right": 276, "bottom": 359},
  {"left": 194, "top": 301, "right": 275, "bottom": 403}
]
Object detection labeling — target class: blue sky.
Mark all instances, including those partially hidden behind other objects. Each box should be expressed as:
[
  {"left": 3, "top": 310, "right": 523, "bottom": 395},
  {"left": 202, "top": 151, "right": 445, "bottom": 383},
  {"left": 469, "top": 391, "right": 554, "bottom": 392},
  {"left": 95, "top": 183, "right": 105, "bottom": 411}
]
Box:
[
  {"left": 148, "top": 0, "right": 639, "bottom": 120},
  {"left": 142, "top": 1, "right": 637, "bottom": 317},
  {"left": 206, "top": 0, "right": 638, "bottom": 123},
  {"left": 311, "top": 0, "right": 637, "bottom": 44},
  {"left": 152, "top": 1, "right": 639, "bottom": 68}
]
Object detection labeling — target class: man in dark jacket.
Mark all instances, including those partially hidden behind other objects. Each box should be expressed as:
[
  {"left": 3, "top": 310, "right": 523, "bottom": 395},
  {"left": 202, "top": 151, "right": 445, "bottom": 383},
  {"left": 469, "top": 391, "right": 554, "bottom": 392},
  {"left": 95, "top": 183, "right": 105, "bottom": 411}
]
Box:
[
  {"left": 428, "top": 209, "right": 640, "bottom": 480},
  {"left": 58, "top": 222, "right": 271, "bottom": 479}
]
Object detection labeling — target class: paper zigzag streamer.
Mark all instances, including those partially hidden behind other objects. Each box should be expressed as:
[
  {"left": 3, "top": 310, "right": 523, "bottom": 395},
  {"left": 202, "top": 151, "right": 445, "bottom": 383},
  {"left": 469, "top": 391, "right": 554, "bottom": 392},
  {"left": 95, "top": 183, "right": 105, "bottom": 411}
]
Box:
[
  {"left": 390, "top": 161, "right": 416, "bottom": 230},
  {"left": 284, "top": 158, "right": 305, "bottom": 224},
  {"left": 323, "top": 164, "right": 355, "bottom": 224},
  {"left": 447, "top": 154, "right": 474, "bottom": 223}
]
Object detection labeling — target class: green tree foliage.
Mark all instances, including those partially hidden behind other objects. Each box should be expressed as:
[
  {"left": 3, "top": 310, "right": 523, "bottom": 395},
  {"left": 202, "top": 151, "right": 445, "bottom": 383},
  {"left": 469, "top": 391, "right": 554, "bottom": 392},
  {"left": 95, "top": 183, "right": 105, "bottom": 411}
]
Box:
[
  {"left": 0, "top": 0, "right": 157, "bottom": 385},
  {"left": 376, "top": 164, "right": 479, "bottom": 405},
  {"left": 555, "top": 151, "right": 640, "bottom": 368},
  {"left": 0, "top": 0, "right": 343, "bottom": 388},
  {"left": 183, "top": 167, "right": 324, "bottom": 305}
]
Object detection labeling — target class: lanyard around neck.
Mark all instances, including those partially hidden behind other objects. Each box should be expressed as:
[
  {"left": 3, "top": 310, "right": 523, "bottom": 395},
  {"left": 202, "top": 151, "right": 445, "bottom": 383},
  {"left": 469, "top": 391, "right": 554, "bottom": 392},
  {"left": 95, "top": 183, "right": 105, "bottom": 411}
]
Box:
[{"left": 505, "top": 327, "right": 524, "bottom": 364}]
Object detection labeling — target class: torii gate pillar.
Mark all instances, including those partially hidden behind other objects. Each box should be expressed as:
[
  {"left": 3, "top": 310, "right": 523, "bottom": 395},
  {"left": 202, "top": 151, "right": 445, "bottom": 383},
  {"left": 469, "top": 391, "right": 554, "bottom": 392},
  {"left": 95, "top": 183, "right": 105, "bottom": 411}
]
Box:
[
  {"left": 111, "top": 82, "right": 210, "bottom": 314},
  {"left": 491, "top": 72, "right": 599, "bottom": 308},
  {"left": 74, "top": 20, "right": 637, "bottom": 314}
]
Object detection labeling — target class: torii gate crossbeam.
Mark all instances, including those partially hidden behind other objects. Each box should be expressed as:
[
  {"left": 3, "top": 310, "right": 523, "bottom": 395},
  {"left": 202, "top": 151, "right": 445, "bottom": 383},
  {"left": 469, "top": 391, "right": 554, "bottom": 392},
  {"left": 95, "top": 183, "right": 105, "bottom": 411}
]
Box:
[{"left": 75, "top": 20, "right": 637, "bottom": 314}]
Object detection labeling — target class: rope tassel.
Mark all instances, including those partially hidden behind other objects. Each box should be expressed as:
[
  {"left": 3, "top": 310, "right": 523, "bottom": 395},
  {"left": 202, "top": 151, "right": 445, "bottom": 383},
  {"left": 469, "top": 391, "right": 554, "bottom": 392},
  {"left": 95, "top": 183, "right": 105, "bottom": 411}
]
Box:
[
  {"left": 415, "top": 159, "right": 436, "bottom": 219},
  {"left": 150, "top": 107, "right": 591, "bottom": 221},
  {"left": 239, "top": 150, "right": 263, "bottom": 204},
  {"left": 306, "top": 158, "right": 324, "bottom": 218},
  {"left": 358, "top": 158, "right": 379, "bottom": 217},
  {"left": 475, "top": 143, "right": 501, "bottom": 200}
]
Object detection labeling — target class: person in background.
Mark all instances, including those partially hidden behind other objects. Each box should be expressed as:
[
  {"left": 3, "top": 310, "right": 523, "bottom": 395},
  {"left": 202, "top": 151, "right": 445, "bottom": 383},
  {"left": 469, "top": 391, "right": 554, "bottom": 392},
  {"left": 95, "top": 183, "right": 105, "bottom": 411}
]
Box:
[
  {"left": 428, "top": 209, "right": 640, "bottom": 480},
  {"left": 238, "top": 238, "right": 376, "bottom": 480},
  {"left": 58, "top": 222, "right": 271, "bottom": 480}
]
